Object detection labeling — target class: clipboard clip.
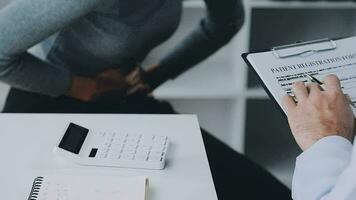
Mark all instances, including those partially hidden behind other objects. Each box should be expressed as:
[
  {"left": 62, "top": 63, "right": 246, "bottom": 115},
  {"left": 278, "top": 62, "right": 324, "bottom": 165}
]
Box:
[{"left": 272, "top": 38, "right": 337, "bottom": 59}]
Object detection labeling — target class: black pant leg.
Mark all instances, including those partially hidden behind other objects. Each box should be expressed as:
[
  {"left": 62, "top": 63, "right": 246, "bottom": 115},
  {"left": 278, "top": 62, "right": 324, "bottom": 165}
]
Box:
[
  {"left": 202, "top": 130, "right": 292, "bottom": 200},
  {"left": 2, "top": 88, "right": 89, "bottom": 113},
  {"left": 3, "top": 89, "right": 175, "bottom": 114}
]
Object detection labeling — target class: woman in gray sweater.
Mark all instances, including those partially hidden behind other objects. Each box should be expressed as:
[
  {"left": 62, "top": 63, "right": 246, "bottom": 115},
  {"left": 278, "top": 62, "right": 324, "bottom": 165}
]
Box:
[{"left": 0, "top": 0, "right": 291, "bottom": 199}]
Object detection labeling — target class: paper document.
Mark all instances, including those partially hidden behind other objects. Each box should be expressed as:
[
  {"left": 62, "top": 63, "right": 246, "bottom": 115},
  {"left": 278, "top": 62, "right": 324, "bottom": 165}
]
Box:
[{"left": 244, "top": 36, "right": 356, "bottom": 114}]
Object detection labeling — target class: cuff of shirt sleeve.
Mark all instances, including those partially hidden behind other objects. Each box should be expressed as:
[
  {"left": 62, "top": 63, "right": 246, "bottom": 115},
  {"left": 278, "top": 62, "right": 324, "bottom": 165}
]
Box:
[
  {"left": 297, "top": 135, "right": 353, "bottom": 164},
  {"left": 292, "top": 136, "right": 353, "bottom": 200}
]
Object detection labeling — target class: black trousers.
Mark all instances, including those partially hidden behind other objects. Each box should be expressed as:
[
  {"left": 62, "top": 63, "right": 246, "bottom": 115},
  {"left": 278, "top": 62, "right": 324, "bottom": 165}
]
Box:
[{"left": 3, "top": 88, "right": 292, "bottom": 200}]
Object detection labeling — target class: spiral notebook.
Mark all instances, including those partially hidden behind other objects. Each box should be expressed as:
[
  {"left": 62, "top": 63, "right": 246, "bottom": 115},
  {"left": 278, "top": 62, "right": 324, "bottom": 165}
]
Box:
[{"left": 27, "top": 175, "right": 149, "bottom": 200}]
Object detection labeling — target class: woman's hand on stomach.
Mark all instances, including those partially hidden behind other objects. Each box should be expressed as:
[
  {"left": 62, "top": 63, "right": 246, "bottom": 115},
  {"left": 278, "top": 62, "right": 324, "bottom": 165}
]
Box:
[{"left": 67, "top": 67, "right": 151, "bottom": 102}]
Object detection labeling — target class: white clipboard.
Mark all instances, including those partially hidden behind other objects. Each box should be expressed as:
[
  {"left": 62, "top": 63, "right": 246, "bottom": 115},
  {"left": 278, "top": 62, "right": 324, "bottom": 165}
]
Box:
[{"left": 242, "top": 36, "right": 356, "bottom": 116}]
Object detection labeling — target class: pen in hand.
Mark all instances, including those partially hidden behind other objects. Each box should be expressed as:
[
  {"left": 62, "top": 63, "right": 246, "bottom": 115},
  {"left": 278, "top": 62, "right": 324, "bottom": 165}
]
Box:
[
  {"left": 306, "top": 74, "right": 356, "bottom": 109},
  {"left": 306, "top": 74, "right": 323, "bottom": 85}
]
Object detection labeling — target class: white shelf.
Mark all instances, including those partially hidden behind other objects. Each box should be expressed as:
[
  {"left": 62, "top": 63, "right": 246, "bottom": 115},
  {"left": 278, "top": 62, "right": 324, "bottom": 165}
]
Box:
[
  {"left": 183, "top": 0, "right": 205, "bottom": 8},
  {"left": 249, "top": 0, "right": 356, "bottom": 8},
  {"left": 154, "top": 75, "right": 269, "bottom": 100},
  {"left": 185, "top": 0, "right": 356, "bottom": 9},
  {"left": 153, "top": 57, "right": 242, "bottom": 99},
  {"left": 245, "top": 88, "right": 269, "bottom": 99}
]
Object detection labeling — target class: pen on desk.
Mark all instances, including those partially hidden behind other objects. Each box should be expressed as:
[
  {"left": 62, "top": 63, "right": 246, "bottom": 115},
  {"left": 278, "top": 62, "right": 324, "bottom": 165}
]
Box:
[{"left": 306, "top": 74, "right": 356, "bottom": 109}]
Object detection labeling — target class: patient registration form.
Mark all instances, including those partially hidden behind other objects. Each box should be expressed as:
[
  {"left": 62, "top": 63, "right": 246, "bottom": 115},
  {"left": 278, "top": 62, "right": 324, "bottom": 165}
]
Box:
[{"left": 244, "top": 36, "right": 356, "bottom": 114}]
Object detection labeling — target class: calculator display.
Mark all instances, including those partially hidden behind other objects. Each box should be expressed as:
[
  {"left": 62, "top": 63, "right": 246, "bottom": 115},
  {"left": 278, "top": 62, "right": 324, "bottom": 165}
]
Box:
[{"left": 58, "top": 123, "right": 89, "bottom": 154}]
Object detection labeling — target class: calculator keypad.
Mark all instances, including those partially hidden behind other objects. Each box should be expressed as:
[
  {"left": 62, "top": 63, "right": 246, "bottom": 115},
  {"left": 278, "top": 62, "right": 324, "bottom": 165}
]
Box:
[{"left": 91, "top": 132, "right": 168, "bottom": 169}]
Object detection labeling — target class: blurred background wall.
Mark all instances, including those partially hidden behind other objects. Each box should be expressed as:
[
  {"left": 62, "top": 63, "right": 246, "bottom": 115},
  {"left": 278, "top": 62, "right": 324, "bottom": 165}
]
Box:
[{"left": 2, "top": 0, "right": 356, "bottom": 188}]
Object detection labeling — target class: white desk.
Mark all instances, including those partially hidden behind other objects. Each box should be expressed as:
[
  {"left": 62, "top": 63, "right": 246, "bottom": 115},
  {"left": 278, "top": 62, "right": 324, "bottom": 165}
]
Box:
[{"left": 0, "top": 114, "right": 217, "bottom": 200}]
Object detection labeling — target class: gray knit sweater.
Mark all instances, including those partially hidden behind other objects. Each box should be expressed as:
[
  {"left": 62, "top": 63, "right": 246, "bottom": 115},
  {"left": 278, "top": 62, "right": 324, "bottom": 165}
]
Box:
[{"left": 0, "top": 0, "right": 244, "bottom": 97}]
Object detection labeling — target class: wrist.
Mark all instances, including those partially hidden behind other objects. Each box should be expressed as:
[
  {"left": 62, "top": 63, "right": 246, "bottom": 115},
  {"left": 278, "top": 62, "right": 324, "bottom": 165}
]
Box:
[
  {"left": 144, "top": 63, "right": 169, "bottom": 89},
  {"left": 66, "top": 76, "right": 97, "bottom": 101}
]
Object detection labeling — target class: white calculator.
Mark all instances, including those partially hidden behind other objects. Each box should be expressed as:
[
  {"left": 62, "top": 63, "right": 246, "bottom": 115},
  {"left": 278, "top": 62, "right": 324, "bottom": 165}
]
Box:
[{"left": 54, "top": 123, "right": 169, "bottom": 170}]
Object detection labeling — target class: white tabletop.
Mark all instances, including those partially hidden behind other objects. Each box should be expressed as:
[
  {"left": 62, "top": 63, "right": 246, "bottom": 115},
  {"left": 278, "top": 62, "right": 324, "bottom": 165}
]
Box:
[{"left": 0, "top": 114, "right": 217, "bottom": 200}]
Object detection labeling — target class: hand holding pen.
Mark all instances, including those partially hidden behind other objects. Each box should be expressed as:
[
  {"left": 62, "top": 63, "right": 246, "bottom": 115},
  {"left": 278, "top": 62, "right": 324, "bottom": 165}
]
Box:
[
  {"left": 306, "top": 74, "right": 356, "bottom": 109},
  {"left": 283, "top": 74, "right": 356, "bottom": 151}
]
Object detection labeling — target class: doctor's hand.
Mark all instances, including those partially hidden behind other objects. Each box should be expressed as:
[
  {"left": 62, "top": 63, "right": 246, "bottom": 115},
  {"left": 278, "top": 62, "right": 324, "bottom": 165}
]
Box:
[
  {"left": 67, "top": 68, "right": 150, "bottom": 102},
  {"left": 282, "top": 75, "right": 355, "bottom": 151}
]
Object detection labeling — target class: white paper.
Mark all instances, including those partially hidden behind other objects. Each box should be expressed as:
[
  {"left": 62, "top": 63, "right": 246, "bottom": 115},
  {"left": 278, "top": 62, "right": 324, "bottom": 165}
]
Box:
[{"left": 34, "top": 175, "right": 148, "bottom": 200}]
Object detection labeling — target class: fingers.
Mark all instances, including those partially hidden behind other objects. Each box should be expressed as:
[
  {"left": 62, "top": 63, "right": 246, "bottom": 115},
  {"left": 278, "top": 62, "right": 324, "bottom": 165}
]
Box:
[
  {"left": 94, "top": 67, "right": 152, "bottom": 100},
  {"left": 98, "top": 69, "right": 123, "bottom": 79},
  {"left": 323, "top": 75, "right": 342, "bottom": 92},
  {"left": 282, "top": 95, "right": 296, "bottom": 114},
  {"left": 126, "top": 68, "right": 144, "bottom": 85},
  {"left": 292, "top": 80, "right": 326, "bottom": 101},
  {"left": 127, "top": 84, "right": 150, "bottom": 96},
  {"left": 307, "top": 82, "right": 322, "bottom": 94},
  {"left": 292, "top": 81, "right": 308, "bottom": 101}
]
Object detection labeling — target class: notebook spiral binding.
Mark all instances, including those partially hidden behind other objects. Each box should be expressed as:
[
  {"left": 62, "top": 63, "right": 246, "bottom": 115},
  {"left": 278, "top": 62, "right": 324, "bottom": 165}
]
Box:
[{"left": 28, "top": 177, "right": 44, "bottom": 200}]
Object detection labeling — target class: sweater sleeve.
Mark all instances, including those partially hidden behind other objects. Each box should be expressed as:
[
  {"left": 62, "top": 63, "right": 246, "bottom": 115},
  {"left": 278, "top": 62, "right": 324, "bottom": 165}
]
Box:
[
  {"left": 147, "top": 0, "right": 244, "bottom": 88},
  {"left": 0, "top": 0, "right": 102, "bottom": 97}
]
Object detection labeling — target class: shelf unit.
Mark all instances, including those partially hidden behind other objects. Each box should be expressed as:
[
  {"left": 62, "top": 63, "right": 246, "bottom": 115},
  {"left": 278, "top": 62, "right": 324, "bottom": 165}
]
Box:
[
  {"left": 153, "top": 0, "right": 356, "bottom": 149},
  {"left": 152, "top": 0, "right": 356, "bottom": 187}
]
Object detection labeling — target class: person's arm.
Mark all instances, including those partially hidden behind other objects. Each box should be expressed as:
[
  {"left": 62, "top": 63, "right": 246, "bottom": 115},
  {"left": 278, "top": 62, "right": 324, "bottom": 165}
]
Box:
[
  {"left": 292, "top": 136, "right": 354, "bottom": 200},
  {"left": 282, "top": 75, "right": 356, "bottom": 200},
  {"left": 0, "top": 0, "right": 102, "bottom": 97},
  {"left": 146, "top": 0, "right": 244, "bottom": 88}
]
